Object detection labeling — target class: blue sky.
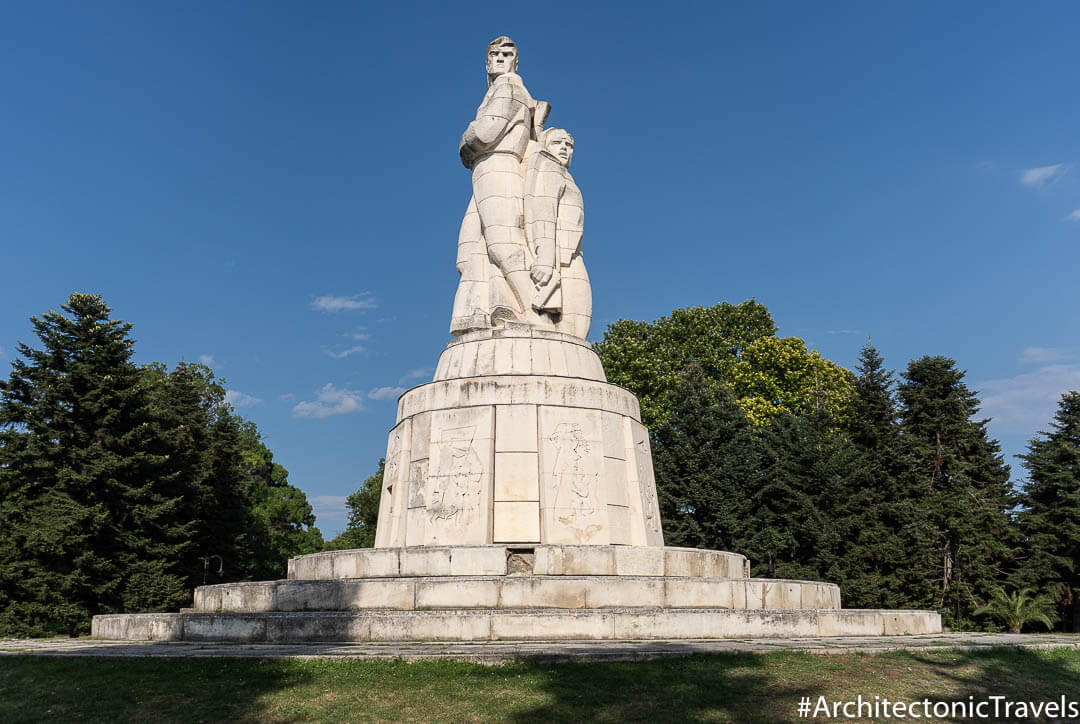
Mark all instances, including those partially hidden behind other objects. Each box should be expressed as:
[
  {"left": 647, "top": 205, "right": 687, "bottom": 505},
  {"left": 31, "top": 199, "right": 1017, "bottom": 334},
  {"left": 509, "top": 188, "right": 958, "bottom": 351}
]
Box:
[{"left": 2, "top": 2, "right": 1078, "bottom": 536}]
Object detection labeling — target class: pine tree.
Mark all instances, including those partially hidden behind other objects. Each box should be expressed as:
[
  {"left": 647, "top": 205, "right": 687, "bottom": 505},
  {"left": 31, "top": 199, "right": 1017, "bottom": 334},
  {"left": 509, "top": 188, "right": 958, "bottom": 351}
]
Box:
[
  {"left": 1015, "top": 391, "right": 1080, "bottom": 631},
  {"left": 749, "top": 409, "right": 854, "bottom": 580},
  {"left": 651, "top": 365, "right": 757, "bottom": 552},
  {"left": 898, "top": 356, "right": 1017, "bottom": 629},
  {"left": 0, "top": 294, "right": 188, "bottom": 636},
  {"left": 835, "top": 344, "right": 935, "bottom": 609}
]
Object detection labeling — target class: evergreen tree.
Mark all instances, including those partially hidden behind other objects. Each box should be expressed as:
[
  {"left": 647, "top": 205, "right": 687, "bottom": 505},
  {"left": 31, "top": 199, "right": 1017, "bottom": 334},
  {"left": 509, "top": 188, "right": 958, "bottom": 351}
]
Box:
[
  {"left": 324, "top": 461, "right": 384, "bottom": 550},
  {"left": 1015, "top": 391, "right": 1080, "bottom": 631},
  {"left": 651, "top": 365, "right": 757, "bottom": 552},
  {"left": 835, "top": 343, "right": 935, "bottom": 609},
  {"left": 0, "top": 294, "right": 188, "bottom": 636},
  {"left": 749, "top": 409, "right": 852, "bottom": 580},
  {"left": 898, "top": 356, "right": 1017, "bottom": 629}
]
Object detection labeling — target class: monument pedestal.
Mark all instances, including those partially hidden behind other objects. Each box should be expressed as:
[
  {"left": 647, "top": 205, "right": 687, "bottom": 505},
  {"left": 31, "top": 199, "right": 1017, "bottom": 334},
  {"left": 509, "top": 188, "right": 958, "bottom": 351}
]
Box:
[
  {"left": 92, "top": 544, "right": 941, "bottom": 642},
  {"left": 375, "top": 327, "right": 663, "bottom": 549}
]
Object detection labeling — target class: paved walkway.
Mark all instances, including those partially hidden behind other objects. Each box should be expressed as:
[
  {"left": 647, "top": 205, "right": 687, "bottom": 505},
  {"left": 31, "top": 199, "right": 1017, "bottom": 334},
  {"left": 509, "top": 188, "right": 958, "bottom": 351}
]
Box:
[{"left": 1, "top": 633, "right": 1078, "bottom": 663}]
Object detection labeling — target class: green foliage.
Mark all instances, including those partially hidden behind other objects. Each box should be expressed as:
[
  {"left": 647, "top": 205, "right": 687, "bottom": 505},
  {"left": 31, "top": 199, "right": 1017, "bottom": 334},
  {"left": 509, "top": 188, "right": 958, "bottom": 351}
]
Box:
[
  {"left": 324, "top": 461, "right": 383, "bottom": 551},
  {"left": 973, "top": 586, "right": 1059, "bottom": 634},
  {"left": 832, "top": 344, "right": 937, "bottom": 610},
  {"left": 0, "top": 294, "right": 189, "bottom": 636},
  {"left": 593, "top": 300, "right": 776, "bottom": 429},
  {"left": 1014, "top": 391, "right": 1080, "bottom": 631},
  {"left": 898, "top": 356, "right": 1018, "bottom": 629},
  {"left": 730, "top": 336, "right": 856, "bottom": 427},
  {"left": 652, "top": 366, "right": 756, "bottom": 552},
  {"left": 0, "top": 293, "right": 322, "bottom": 637},
  {"left": 593, "top": 301, "right": 853, "bottom": 430}
]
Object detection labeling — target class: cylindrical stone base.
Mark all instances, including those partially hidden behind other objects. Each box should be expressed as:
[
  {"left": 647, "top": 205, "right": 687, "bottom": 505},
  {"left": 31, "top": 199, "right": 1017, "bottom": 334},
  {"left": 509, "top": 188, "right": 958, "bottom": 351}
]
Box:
[{"left": 374, "top": 371, "right": 664, "bottom": 549}]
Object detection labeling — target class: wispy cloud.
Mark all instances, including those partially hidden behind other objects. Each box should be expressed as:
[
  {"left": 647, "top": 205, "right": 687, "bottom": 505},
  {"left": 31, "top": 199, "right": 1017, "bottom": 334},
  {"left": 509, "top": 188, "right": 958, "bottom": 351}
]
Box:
[
  {"left": 369, "top": 386, "right": 406, "bottom": 401},
  {"left": 292, "top": 383, "right": 366, "bottom": 419},
  {"left": 225, "top": 389, "right": 261, "bottom": 408},
  {"left": 279, "top": 392, "right": 296, "bottom": 401},
  {"left": 1068, "top": 209, "right": 1080, "bottom": 222},
  {"left": 827, "top": 329, "right": 862, "bottom": 336},
  {"left": 349, "top": 328, "right": 370, "bottom": 342},
  {"left": 311, "top": 293, "right": 376, "bottom": 313},
  {"left": 198, "top": 354, "right": 216, "bottom": 367},
  {"left": 327, "top": 345, "right": 366, "bottom": 359},
  {"left": 1020, "top": 163, "right": 1067, "bottom": 188},
  {"left": 310, "top": 495, "right": 349, "bottom": 524},
  {"left": 978, "top": 364, "right": 1080, "bottom": 434},
  {"left": 0, "top": 345, "right": 5, "bottom": 357},
  {"left": 1020, "top": 347, "right": 1067, "bottom": 364},
  {"left": 399, "top": 367, "right": 430, "bottom": 383}
]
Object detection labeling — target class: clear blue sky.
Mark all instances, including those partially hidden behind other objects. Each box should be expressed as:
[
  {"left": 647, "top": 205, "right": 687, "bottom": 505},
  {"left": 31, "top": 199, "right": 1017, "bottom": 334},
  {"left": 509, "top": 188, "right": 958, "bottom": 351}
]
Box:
[{"left": 2, "top": 2, "right": 1078, "bottom": 536}]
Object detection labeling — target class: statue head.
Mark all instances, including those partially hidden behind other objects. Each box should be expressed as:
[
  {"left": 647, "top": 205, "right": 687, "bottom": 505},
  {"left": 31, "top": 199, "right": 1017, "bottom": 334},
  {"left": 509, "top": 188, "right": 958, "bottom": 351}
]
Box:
[
  {"left": 486, "top": 36, "right": 518, "bottom": 84},
  {"left": 543, "top": 128, "right": 574, "bottom": 168}
]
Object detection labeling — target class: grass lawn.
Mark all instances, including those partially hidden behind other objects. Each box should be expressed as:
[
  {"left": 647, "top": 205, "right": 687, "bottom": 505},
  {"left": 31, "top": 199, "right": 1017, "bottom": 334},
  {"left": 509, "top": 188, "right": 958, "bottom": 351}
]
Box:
[{"left": 2, "top": 647, "right": 1079, "bottom": 722}]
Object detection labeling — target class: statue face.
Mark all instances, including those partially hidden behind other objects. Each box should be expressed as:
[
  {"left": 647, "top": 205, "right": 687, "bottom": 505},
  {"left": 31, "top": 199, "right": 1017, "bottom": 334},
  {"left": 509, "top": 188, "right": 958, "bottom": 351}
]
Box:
[
  {"left": 486, "top": 43, "right": 517, "bottom": 77},
  {"left": 546, "top": 131, "right": 574, "bottom": 167}
]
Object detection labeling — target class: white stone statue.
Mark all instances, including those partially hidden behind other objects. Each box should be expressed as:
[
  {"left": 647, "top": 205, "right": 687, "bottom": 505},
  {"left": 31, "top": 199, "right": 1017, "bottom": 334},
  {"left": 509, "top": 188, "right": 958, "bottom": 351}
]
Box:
[
  {"left": 451, "top": 37, "right": 590, "bottom": 340},
  {"left": 525, "top": 128, "right": 591, "bottom": 339}
]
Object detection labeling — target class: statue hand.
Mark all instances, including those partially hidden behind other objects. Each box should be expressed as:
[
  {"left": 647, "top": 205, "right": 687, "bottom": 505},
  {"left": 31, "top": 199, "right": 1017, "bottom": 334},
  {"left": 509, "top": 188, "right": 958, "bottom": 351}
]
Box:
[{"left": 530, "top": 264, "right": 553, "bottom": 285}]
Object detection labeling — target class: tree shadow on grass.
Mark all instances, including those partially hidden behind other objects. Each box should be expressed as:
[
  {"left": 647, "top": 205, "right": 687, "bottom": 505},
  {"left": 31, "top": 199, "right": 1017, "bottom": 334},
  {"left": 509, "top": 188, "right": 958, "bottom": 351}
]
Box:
[
  {"left": 900, "top": 647, "right": 1080, "bottom": 720},
  {"left": 510, "top": 650, "right": 821, "bottom": 723},
  {"left": 0, "top": 655, "right": 317, "bottom": 724}
]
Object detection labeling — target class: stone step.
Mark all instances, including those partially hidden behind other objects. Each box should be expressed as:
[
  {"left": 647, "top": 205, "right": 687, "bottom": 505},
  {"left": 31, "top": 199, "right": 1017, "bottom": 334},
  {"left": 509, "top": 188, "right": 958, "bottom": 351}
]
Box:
[
  {"left": 193, "top": 576, "right": 840, "bottom": 613},
  {"left": 91, "top": 608, "right": 942, "bottom": 643},
  {"left": 289, "top": 545, "right": 748, "bottom": 580}
]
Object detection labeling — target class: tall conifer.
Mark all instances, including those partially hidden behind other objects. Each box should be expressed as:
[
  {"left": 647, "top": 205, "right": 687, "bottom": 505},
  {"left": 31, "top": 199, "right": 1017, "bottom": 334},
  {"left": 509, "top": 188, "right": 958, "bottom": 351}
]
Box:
[
  {"left": 652, "top": 364, "right": 757, "bottom": 552},
  {"left": 0, "top": 294, "right": 188, "bottom": 635},
  {"left": 1015, "top": 391, "right": 1080, "bottom": 630},
  {"left": 898, "top": 356, "right": 1016, "bottom": 628}
]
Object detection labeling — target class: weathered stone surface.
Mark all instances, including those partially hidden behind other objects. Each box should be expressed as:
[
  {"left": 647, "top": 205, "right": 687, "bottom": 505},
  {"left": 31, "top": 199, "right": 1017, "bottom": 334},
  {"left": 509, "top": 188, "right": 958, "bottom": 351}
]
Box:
[
  {"left": 883, "top": 611, "right": 942, "bottom": 635},
  {"left": 93, "top": 606, "right": 943, "bottom": 642},
  {"left": 416, "top": 579, "right": 500, "bottom": 609},
  {"left": 91, "top": 613, "right": 182, "bottom": 641},
  {"left": 534, "top": 545, "right": 614, "bottom": 575},
  {"left": 450, "top": 546, "right": 507, "bottom": 576}
]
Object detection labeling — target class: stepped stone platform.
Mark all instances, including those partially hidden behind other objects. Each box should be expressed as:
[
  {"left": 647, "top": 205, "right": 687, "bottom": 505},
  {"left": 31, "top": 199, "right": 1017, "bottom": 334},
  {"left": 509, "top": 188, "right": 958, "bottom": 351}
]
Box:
[{"left": 91, "top": 545, "right": 941, "bottom": 643}]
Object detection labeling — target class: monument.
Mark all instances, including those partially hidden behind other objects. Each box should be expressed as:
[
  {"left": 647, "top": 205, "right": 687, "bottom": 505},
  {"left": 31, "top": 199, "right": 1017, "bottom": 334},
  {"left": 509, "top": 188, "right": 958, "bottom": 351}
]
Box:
[{"left": 93, "top": 38, "right": 941, "bottom": 643}]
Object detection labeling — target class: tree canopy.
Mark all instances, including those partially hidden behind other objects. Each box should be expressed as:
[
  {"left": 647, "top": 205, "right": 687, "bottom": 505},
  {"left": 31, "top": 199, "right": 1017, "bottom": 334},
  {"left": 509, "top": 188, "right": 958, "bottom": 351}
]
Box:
[{"left": 0, "top": 293, "right": 322, "bottom": 636}]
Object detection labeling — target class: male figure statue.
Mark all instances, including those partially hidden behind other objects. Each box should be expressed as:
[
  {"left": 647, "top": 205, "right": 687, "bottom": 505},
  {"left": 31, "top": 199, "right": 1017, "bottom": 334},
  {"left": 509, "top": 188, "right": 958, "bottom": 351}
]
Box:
[
  {"left": 457, "top": 36, "right": 549, "bottom": 329},
  {"left": 525, "top": 128, "right": 591, "bottom": 339}
]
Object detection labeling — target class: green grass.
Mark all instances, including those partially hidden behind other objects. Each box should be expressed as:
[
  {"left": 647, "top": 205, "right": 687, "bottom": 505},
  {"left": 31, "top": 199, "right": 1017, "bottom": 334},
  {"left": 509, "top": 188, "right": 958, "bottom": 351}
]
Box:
[{"left": 2, "top": 648, "right": 1079, "bottom": 722}]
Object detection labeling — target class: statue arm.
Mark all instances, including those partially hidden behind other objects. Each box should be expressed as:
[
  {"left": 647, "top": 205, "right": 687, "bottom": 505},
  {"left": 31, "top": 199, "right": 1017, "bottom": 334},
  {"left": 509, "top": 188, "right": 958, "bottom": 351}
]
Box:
[
  {"left": 525, "top": 154, "right": 563, "bottom": 282},
  {"left": 459, "top": 81, "right": 529, "bottom": 166}
]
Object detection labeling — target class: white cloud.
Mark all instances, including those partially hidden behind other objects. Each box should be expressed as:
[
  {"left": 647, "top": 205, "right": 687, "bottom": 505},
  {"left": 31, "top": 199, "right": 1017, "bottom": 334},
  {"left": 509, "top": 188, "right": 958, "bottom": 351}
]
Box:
[
  {"left": 0, "top": 345, "right": 5, "bottom": 357},
  {"left": 1068, "top": 209, "right": 1080, "bottom": 222},
  {"left": 327, "top": 345, "right": 366, "bottom": 359},
  {"left": 399, "top": 367, "right": 431, "bottom": 383},
  {"left": 279, "top": 392, "right": 296, "bottom": 401},
  {"left": 827, "top": 329, "right": 862, "bottom": 336},
  {"left": 310, "top": 495, "right": 349, "bottom": 524},
  {"left": 978, "top": 364, "right": 1080, "bottom": 434},
  {"left": 311, "top": 293, "right": 376, "bottom": 313},
  {"left": 1020, "top": 163, "right": 1067, "bottom": 188},
  {"left": 292, "top": 383, "right": 366, "bottom": 419},
  {"left": 1020, "top": 347, "right": 1066, "bottom": 364},
  {"left": 349, "top": 329, "right": 370, "bottom": 342},
  {"left": 225, "top": 389, "right": 261, "bottom": 408},
  {"left": 198, "top": 354, "right": 216, "bottom": 367},
  {"left": 369, "top": 386, "right": 406, "bottom": 401}
]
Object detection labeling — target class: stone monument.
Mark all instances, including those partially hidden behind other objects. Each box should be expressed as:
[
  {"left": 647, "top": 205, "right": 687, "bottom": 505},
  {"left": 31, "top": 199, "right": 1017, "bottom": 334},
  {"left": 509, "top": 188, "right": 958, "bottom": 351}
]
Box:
[{"left": 93, "top": 38, "right": 941, "bottom": 643}]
